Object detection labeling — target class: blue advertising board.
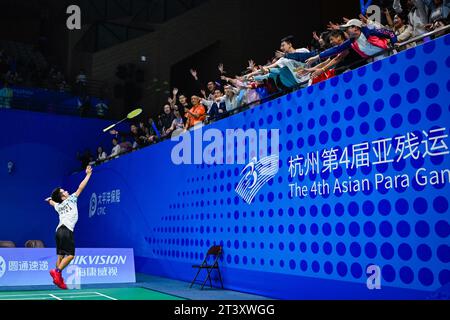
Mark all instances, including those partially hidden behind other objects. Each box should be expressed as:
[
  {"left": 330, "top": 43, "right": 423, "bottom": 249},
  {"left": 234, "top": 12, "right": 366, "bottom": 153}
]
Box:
[
  {"left": 64, "top": 35, "right": 450, "bottom": 299},
  {"left": 0, "top": 248, "right": 135, "bottom": 287}
]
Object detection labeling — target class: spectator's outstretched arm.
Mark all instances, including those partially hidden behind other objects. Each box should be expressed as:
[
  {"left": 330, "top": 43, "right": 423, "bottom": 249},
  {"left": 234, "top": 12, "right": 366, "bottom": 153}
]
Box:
[
  {"left": 284, "top": 51, "right": 318, "bottom": 62},
  {"left": 318, "top": 39, "right": 353, "bottom": 60},
  {"left": 365, "top": 26, "right": 398, "bottom": 44},
  {"left": 201, "top": 98, "right": 213, "bottom": 108},
  {"left": 75, "top": 166, "right": 93, "bottom": 197},
  {"left": 190, "top": 69, "right": 205, "bottom": 96},
  {"left": 384, "top": 8, "right": 394, "bottom": 28}
]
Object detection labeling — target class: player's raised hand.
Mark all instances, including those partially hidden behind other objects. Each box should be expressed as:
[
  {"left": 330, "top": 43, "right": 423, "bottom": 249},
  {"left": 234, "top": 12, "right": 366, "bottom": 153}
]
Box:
[{"left": 86, "top": 166, "right": 93, "bottom": 175}]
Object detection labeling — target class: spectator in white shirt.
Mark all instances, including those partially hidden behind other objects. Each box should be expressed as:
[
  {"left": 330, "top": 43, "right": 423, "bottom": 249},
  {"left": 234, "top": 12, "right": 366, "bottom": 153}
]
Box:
[
  {"left": 393, "top": 0, "right": 430, "bottom": 36},
  {"left": 110, "top": 138, "right": 122, "bottom": 158},
  {"left": 96, "top": 146, "right": 107, "bottom": 162}
]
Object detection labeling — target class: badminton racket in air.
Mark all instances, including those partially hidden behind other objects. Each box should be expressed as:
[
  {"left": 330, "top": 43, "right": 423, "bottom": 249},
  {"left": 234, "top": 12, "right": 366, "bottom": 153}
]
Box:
[{"left": 103, "top": 108, "right": 143, "bottom": 133}]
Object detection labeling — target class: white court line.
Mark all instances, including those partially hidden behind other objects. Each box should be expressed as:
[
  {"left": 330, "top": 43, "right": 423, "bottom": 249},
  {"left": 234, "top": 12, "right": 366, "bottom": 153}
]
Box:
[
  {"left": 0, "top": 291, "right": 100, "bottom": 299},
  {"left": 57, "top": 295, "right": 103, "bottom": 300},
  {"left": 0, "top": 293, "right": 54, "bottom": 298},
  {"left": 0, "top": 297, "right": 54, "bottom": 300},
  {"left": 94, "top": 292, "right": 117, "bottom": 300},
  {"left": 49, "top": 294, "right": 62, "bottom": 300},
  {"left": 49, "top": 291, "right": 100, "bottom": 296}
]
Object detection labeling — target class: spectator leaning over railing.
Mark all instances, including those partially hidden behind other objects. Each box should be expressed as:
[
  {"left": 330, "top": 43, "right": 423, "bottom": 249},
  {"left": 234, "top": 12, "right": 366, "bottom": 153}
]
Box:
[
  {"left": 109, "top": 124, "right": 149, "bottom": 150},
  {"left": 168, "top": 109, "right": 185, "bottom": 138},
  {"left": 306, "top": 19, "right": 398, "bottom": 66},
  {"left": 247, "top": 36, "right": 316, "bottom": 89},
  {"left": 220, "top": 83, "right": 241, "bottom": 113},
  {"left": 384, "top": 10, "right": 415, "bottom": 46},
  {"left": 159, "top": 104, "right": 176, "bottom": 138},
  {"left": 184, "top": 96, "right": 206, "bottom": 130},
  {"left": 201, "top": 89, "right": 227, "bottom": 122},
  {"left": 297, "top": 29, "right": 367, "bottom": 84}
]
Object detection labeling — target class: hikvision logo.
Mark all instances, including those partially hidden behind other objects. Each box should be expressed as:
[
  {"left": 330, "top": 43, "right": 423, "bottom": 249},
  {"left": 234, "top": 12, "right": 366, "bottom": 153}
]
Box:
[
  {"left": 71, "top": 255, "right": 127, "bottom": 265},
  {"left": 0, "top": 256, "right": 6, "bottom": 278}
]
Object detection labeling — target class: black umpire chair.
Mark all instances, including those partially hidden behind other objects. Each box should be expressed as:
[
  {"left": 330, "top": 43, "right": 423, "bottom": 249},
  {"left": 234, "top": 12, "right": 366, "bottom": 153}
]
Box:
[{"left": 190, "top": 245, "right": 224, "bottom": 290}]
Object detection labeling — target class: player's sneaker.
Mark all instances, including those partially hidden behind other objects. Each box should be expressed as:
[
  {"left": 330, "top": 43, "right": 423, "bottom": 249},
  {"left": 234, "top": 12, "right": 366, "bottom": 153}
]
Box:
[
  {"left": 49, "top": 269, "right": 58, "bottom": 285},
  {"left": 53, "top": 271, "right": 68, "bottom": 290}
]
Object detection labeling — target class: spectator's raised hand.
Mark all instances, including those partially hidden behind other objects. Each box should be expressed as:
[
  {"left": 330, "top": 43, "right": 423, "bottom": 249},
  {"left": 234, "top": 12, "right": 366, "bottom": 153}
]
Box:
[
  {"left": 247, "top": 60, "right": 256, "bottom": 71},
  {"left": 201, "top": 89, "right": 207, "bottom": 98},
  {"left": 218, "top": 63, "right": 225, "bottom": 74},
  {"left": 327, "top": 21, "right": 340, "bottom": 30},
  {"left": 172, "top": 88, "right": 178, "bottom": 96},
  {"left": 109, "top": 129, "right": 118, "bottom": 135},
  {"left": 358, "top": 14, "right": 368, "bottom": 25},
  {"left": 312, "top": 31, "right": 320, "bottom": 42},
  {"left": 168, "top": 97, "right": 174, "bottom": 104},
  {"left": 190, "top": 69, "right": 198, "bottom": 80},
  {"left": 342, "top": 17, "right": 350, "bottom": 23}
]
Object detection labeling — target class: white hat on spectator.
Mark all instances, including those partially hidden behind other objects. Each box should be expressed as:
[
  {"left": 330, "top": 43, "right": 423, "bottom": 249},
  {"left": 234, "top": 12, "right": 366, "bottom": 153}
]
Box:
[{"left": 340, "top": 19, "right": 363, "bottom": 29}]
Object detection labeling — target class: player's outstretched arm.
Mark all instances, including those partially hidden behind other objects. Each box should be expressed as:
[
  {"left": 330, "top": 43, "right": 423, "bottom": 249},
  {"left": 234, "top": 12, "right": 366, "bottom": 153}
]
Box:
[
  {"left": 75, "top": 166, "right": 93, "bottom": 197},
  {"left": 45, "top": 197, "right": 56, "bottom": 207}
]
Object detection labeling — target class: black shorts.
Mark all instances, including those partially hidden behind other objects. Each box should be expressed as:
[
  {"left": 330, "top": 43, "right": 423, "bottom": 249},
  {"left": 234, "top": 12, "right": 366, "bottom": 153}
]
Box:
[{"left": 55, "top": 225, "right": 75, "bottom": 256}]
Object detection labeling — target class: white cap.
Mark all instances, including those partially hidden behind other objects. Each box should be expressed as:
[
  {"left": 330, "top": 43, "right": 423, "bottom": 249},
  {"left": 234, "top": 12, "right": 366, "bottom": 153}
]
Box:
[{"left": 340, "top": 19, "right": 363, "bottom": 29}]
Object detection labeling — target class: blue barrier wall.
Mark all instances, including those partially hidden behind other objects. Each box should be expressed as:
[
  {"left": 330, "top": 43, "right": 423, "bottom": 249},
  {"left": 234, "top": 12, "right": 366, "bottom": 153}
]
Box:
[
  {"left": 0, "top": 109, "right": 125, "bottom": 247},
  {"left": 65, "top": 35, "right": 450, "bottom": 299}
]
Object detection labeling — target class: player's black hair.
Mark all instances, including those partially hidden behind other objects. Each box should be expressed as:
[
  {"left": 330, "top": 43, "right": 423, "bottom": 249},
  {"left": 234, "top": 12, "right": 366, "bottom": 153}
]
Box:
[{"left": 51, "top": 187, "right": 63, "bottom": 204}]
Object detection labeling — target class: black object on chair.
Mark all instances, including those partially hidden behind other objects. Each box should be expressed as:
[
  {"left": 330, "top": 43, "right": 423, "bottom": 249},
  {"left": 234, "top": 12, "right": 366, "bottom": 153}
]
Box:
[
  {"left": 0, "top": 241, "right": 16, "bottom": 248},
  {"left": 190, "top": 245, "right": 224, "bottom": 290},
  {"left": 25, "top": 240, "right": 45, "bottom": 248}
]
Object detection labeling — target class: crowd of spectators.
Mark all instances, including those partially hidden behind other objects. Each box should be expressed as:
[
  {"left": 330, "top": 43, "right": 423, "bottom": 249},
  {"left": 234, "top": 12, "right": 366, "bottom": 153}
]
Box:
[{"left": 75, "top": 0, "right": 450, "bottom": 169}]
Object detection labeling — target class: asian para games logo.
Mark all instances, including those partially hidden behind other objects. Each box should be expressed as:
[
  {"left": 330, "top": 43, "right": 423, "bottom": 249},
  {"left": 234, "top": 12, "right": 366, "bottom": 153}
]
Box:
[{"left": 236, "top": 155, "right": 279, "bottom": 204}]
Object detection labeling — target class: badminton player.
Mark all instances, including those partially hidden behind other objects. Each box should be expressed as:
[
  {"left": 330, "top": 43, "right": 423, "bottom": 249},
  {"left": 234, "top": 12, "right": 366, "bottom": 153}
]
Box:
[{"left": 45, "top": 165, "right": 93, "bottom": 289}]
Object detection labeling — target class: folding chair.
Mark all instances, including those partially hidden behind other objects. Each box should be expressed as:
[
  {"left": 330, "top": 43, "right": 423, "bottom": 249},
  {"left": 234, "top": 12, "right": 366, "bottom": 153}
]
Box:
[{"left": 190, "top": 245, "right": 224, "bottom": 290}]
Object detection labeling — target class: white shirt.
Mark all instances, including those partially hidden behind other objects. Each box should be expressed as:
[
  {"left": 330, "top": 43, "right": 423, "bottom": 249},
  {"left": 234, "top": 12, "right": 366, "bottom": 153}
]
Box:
[
  {"left": 277, "top": 48, "right": 311, "bottom": 84},
  {"left": 393, "top": 0, "right": 429, "bottom": 36},
  {"left": 356, "top": 32, "right": 384, "bottom": 56},
  {"left": 97, "top": 152, "right": 107, "bottom": 161},
  {"left": 111, "top": 145, "right": 121, "bottom": 157},
  {"left": 54, "top": 194, "right": 79, "bottom": 232}
]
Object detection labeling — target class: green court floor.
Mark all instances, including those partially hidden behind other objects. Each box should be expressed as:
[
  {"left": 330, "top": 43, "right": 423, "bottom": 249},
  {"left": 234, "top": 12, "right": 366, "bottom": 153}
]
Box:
[{"left": 0, "top": 287, "right": 184, "bottom": 300}]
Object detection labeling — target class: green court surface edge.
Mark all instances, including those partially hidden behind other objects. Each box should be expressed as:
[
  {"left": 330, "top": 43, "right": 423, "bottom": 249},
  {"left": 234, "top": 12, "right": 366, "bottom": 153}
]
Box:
[{"left": 0, "top": 287, "right": 184, "bottom": 300}]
